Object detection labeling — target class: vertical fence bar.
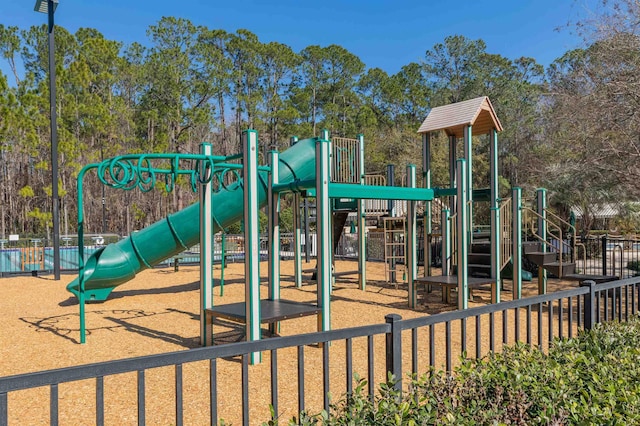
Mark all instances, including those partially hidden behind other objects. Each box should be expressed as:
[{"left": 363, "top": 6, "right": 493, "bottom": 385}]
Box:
[
  {"left": 601, "top": 236, "right": 607, "bottom": 276},
  {"left": 0, "top": 392, "right": 6, "bottom": 426},
  {"left": 526, "top": 305, "right": 532, "bottom": 345},
  {"left": 346, "top": 338, "right": 353, "bottom": 395},
  {"left": 323, "top": 343, "right": 330, "bottom": 414},
  {"left": 489, "top": 312, "right": 495, "bottom": 352},
  {"left": 515, "top": 308, "right": 520, "bottom": 342},
  {"left": 538, "top": 302, "right": 543, "bottom": 349},
  {"left": 297, "top": 346, "right": 305, "bottom": 416},
  {"left": 271, "top": 350, "right": 278, "bottom": 419},
  {"left": 578, "top": 294, "right": 583, "bottom": 329},
  {"left": 50, "top": 384, "right": 58, "bottom": 426},
  {"left": 429, "top": 324, "right": 436, "bottom": 368},
  {"left": 445, "top": 321, "right": 452, "bottom": 372},
  {"left": 559, "top": 299, "right": 564, "bottom": 339},
  {"left": 568, "top": 297, "right": 574, "bottom": 339},
  {"left": 460, "top": 318, "right": 467, "bottom": 355},
  {"left": 475, "top": 315, "right": 481, "bottom": 359},
  {"left": 242, "top": 354, "right": 249, "bottom": 425},
  {"left": 582, "top": 281, "right": 596, "bottom": 329},
  {"left": 210, "top": 359, "right": 217, "bottom": 425},
  {"left": 137, "top": 371, "right": 145, "bottom": 426},
  {"left": 367, "top": 336, "right": 375, "bottom": 399},
  {"left": 96, "top": 376, "right": 104, "bottom": 426},
  {"left": 502, "top": 309, "right": 508, "bottom": 345},
  {"left": 411, "top": 329, "right": 418, "bottom": 375},
  {"left": 385, "top": 314, "right": 403, "bottom": 391},
  {"left": 175, "top": 364, "right": 183, "bottom": 426},
  {"left": 548, "top": 301, "right": 554, "bottom": 348}
]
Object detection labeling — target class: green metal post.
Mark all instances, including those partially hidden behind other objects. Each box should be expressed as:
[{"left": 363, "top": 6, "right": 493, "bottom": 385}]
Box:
[
  {"left": 200, "top": 143, "right": 214, "bottom": 346},
  {"left": 268, "top": 150, "right": 280, "bottom": 300},
  {"left": 407, "top": 165, "right": 418, "bottom": 308},
  {"left": 291, "top": 136, "right": 303, "bottom": 288},
  {"left": 268, "top": 150, "right": 280, "bottom": 334},
  {"left": 220, "top": 233, "right": 225, "bottom": 296},
  {"left": 537, "top": 188, "right": 547, "bottom": 294},
  {"left": 316, "top": 137, "right": 332, "bottom": 332},
  {"left": 243, "top": 130, "right": 261, "bottom": 363},
  {"left": 77, "top": 164, "right": 94, "bottom": 344},
  {"left": 321, "top": 129, "right": 333, "bottom": 291},
  {"left": 512, "top": 187, "right": 523, "bottom": 299},
  {"left": 448, "top": 135, "right": 457, "bottom": 213},
  {"left": 456, "top": 158, "right": 469, "bottom": 309},
  {"left": 490, "top": 128, "right": 500, "bottom": 303},
  {"left": 464, "top": 125, "right": 473, "bottom": 245},
  {"left": 442, "top": 208, "right": 451, "bottom": 276},
  {"left": 422, "top": 132, "right": 432, "bottom": 277},
  {"left": 357, "top": 134, "right": 366, "bottom": 290}
]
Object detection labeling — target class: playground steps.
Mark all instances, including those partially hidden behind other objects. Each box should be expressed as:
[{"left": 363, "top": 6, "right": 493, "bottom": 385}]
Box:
[
  {"left": 522, "top": 242, "right": 576, "bottom": 278},
  {"left": 468, "top": 241, "right": 491, "bottom": 278}
]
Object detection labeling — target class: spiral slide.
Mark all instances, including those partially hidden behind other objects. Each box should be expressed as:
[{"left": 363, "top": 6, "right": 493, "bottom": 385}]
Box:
[{"left": 67, "top": 138, "right": 318, "bottom": 301}]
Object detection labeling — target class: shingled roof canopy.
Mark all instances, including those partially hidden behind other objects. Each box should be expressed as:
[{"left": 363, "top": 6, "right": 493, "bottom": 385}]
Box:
[{"left": 417, "top": 96, "right": 503, "bottom": 138}]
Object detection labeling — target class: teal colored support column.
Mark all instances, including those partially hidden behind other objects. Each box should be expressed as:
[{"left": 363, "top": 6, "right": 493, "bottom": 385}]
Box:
[
  {"left": 422, "top": 133, "right": 432, "bottom": 277},
  {"left": 243, "top": 130, "right": 261, "bottom": 363},
  {"left": 442, "top": 208, "right": 451, "bottom": 276},
  {"left": 268, "top": 150, "right": 281, "bottom": 335},
  {"left": 464, "top": 125, "right": 473, "bottom": 245},
  {"left": 512, "top": 187, "right": 523, "bottom": 299},
  {"left": 448, "top": 135, "right": 457, "bottom": 213},
  {"left": 357, "top": 134, "right": 366, "bottom": 290},
  {"left": 321, "top": 129, "right": 333, "bottom": 291},
  {"left": 537, "top": 188, "right": 547, "bottom": 294},
  {"left": 491, "top": 207, "right": 501, "bottom": 303},
  {"left": 268, "top": 150, "right": 280, "bottom": 300},
  {"left": 490, "top": 128, "right": 500, "bottom": 303},
  {"left": 456, "top": 159, "right": 469, "bottom": 309},
  {"left": 407, "top": 165, "right": 418, "bottom": 308},
  {"left": 200, "top": 143, "right": 214, "bottom": 346},
  {"left": 316, "top": 137, "right": 332, "bottom": 332},
  {"left": 220, "top": 233, "right": 226, "bottom": 296},
  {"left": 290, "top": 136, "right": 303, "bottom": 288}
]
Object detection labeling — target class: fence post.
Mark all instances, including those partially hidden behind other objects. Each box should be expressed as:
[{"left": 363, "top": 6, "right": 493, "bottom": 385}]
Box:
[
  {"left": 580, "top": 280, "right": 597, "bottom": 330},
  {"left": 385, "top": 314, "right": 402, "bottom": 391},
  {"left": 601, "top": 236, "right": 607, "bottom": 276}
]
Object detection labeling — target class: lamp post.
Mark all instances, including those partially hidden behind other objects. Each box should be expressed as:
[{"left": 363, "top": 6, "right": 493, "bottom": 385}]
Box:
[{"left": 34, "top": 0, "right": 60, "bottom": 280}]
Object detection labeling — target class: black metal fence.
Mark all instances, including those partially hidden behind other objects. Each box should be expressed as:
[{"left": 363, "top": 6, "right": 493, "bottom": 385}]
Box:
[
  {"left": 2, "top": 277, "right": 639, "bottom": 425},
  {"left": 577, "top": 235, "right": 640, "bottom": 278}
]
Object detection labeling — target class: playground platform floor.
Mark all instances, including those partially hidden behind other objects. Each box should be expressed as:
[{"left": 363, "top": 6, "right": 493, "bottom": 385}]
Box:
[{"left": 0, "top": 260, "right": 579, "bottom": 425}]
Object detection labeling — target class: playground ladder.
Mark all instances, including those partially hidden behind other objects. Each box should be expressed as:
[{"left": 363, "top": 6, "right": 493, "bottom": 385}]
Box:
[{"left": 384, "top": 217, "right": 406, "bottom": 287}]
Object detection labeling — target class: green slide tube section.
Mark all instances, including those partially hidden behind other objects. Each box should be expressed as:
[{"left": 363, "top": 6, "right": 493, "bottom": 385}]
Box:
[{"left": 67, "top": 138, "right": 318, "bottom": 301}]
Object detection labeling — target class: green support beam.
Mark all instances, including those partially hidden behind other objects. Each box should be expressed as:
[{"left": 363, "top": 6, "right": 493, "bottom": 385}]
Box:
[{"left": 243, "top": 130, "right": 261, "bottom": 363}]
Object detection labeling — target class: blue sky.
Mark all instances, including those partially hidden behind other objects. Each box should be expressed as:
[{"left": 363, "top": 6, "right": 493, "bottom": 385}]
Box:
[{"left": 1, "top": 0, "right": 595, "bottom": 79}]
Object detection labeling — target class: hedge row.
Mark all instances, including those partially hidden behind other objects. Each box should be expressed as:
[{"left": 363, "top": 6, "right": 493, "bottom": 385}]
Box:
[{"left": 283, "top": 316, "right": 640, "bottom": 425}]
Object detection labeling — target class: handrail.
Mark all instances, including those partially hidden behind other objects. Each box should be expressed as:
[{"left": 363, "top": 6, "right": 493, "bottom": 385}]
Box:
[
  {"left": 611, "top": 244, "right": 624, "bottom": 278},
  {"left": 523, "top": 207, "right": 572, "bottom": 278},
  {"left": 499, "top": 198, "right": 513, "bottom": 270}
]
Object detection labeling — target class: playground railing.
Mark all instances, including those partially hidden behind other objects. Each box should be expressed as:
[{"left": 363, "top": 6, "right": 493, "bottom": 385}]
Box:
[
  {"left": 2, "top": 278, "right": 639, "bottom": 425},
  {"left": 499, "top": 197, "right": 512, "bottom": 270}
]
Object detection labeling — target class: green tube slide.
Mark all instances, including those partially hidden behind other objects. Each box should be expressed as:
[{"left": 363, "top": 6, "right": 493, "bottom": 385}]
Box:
[{"left": 67, "top": 138, "right": 318, "bottom": 301}]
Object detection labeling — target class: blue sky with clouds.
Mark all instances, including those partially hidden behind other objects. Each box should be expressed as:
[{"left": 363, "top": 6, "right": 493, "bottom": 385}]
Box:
[{"left": 1, "top": 0, "right": 596, "bottom": 79}]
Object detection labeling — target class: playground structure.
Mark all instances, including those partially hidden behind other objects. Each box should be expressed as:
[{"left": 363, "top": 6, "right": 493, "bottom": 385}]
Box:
[{"left": 67, "top": 95, "right": 617, "bottom": 352}]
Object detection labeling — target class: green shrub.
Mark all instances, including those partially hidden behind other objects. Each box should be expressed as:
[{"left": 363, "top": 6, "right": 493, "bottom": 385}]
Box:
[{"left": 277, "top": 317, "right": 640, "bottom": 425}]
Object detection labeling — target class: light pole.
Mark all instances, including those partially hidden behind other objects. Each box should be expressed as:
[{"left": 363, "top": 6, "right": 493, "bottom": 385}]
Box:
[{"left": 34, "top": 0, "right": 60, "bottom": 280}]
